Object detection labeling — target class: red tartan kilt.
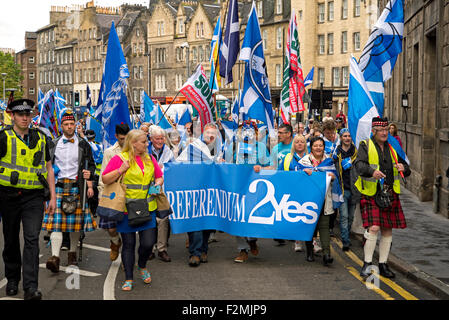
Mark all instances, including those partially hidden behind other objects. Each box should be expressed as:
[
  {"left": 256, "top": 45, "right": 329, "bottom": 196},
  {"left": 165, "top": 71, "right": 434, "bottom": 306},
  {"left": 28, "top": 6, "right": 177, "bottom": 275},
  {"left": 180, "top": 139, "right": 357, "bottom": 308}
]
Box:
[{"left": 360, "top": 192, "right": 407, "bottom": 229}]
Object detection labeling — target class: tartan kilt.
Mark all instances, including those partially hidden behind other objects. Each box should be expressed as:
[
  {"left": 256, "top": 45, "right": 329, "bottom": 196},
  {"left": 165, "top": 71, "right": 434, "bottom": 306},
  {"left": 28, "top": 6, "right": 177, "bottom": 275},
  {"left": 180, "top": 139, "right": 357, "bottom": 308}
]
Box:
[
  {"left": 42, "top": 184, "right": 97, "bottom": 233},
  {"left": 98, "top": 217, "right": 117, "bottom": 230},
  {"left": 360, "top": 192, "right": 407, "bottom": 229}
]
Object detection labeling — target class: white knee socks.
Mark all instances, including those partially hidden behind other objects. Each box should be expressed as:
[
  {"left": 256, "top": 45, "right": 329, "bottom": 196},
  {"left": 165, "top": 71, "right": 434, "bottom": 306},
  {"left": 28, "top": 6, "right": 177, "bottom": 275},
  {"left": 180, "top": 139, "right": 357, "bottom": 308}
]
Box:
[
  {"left": 69, "top": 232, "right": 80, "bottom": 253},
  {"left": 378, "top": 235, "right": 393, "bottom": 264},
  {"left": 363, "top": 230, "right": 378, "bottom": 263},
  {"left": 50, "top": 232, "right": 63, "bottom": 257}
]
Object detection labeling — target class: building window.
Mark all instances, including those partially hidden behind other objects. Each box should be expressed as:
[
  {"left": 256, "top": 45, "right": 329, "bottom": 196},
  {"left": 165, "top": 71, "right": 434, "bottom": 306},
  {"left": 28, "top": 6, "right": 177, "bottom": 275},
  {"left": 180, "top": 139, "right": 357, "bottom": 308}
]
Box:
[
  {"left": 341, "top": 31, "right": 348, "bottom": 53},
  {"left": 298, "top": 10, "right": 303, "bottom": 20},
  {"left": 199, "top": 46, "right": 204, "bottom": 62},
  {"left": 29, "top": 88, "right": 35, "bottom": 95},
  {"left": 176, "top": 74, "right": 183, "bottom": 90},
  {"left": 328, "top": 1, "right": 334, "bottom": 21},
  {"left": 328, "top": 33, "right": 334, "bottom": 54},
  {"left": 263, "top": 30, "right": 268, "bottom": 51},
  {"left": 318, "top": 3, "right": 325, "bottom": 23},
  {"left": 155, "top": 75, "right": 166, "bottom": 92},
  {"left": 332, "top": 67, "right": 340, "bottom": 87},
  {"left": 257, "top": 1, "right": 263, "bottom": 17},
  {"left": 276, "top": 27, "right": 283, "bottom": 50},
  {"left": 342, "top": 66, "right": 349, "bottom": 86},
  {"left": 178, "top": 18, "right": 184, "bottom": 34},
  {"left": 192, "top": 47, "right": 198, "bottom": 61},
  {"left": 136, "top": 28, "right": 140, "bottom": 37},
  {"left": 28, "top": 56, "right": 35, "bottom": 64},
  {"left": 139, "top": 66, "right": 144, "bottom": 80},
  {"left": 318, "top": 67, "right": 325, "bottom": 85},
  {"left": 275, "top": 64, "right": 282, "bottom": 87},
  {"left": 276, "top": 0, "right": 282, "bottom": 14},
  {"left": 157, "top": 21, "right": 165, "bottom": 36},
  {"left": 354, "top": 0, "right": 361, "bottom": 17},
  {"left": 318, "top": 35, "right": 325, "bottom": 55},
  {"left": 342, "top": 0, "right": 348, "bottom": 19},
  {"left": 196, "top": 23, "right": 200, "bottom": 38},
  {"left": 29, "top": 72, "right": 35, "bottom": 80},
  {"left": 353, "top": 32, "right": 361, "bottom": 51}
]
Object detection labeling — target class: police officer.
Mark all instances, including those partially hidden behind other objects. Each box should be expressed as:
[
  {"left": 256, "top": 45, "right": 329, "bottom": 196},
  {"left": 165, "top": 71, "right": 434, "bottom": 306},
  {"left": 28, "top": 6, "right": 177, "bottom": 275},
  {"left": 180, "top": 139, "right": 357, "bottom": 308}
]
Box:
[{"left": 0, "top": 99, "right": 56, "bottom": 300}]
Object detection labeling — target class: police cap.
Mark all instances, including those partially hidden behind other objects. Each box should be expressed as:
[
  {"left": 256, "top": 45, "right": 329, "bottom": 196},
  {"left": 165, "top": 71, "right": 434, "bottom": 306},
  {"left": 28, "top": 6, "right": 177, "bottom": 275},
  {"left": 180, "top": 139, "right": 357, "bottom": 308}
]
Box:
[{"left": 7, "top": 99, "right": 35, "bottom": 113}]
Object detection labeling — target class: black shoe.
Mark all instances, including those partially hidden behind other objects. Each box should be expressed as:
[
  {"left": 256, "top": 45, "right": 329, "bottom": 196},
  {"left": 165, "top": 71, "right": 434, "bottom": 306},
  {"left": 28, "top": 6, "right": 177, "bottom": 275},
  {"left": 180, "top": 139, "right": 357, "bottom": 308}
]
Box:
[
  {"left": 360, "top": 262, "right": 373, "bottom": 280},
  {"left": 24, "top": 288, "right": 42, "bottom": 300},
  {"left": 305, "top": 241, "right": 314, "bottom": 262},
  {"left": 379, "top": 263, "right": 395, "bottom": 279},
  {"left": 148, "top": 252, "right": 155, "bottom": 261},
  {"left": 323, "top": 254, "right": 334, "bottom": 266},
  {"left": 6, "top": 280, "right": 18, "bottom": 296}
]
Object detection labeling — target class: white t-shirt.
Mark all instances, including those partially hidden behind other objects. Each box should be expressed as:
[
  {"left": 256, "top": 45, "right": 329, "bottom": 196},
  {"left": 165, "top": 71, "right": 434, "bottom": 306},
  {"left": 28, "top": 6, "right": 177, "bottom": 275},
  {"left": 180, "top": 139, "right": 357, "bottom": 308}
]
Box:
[{"left": 54, "top": 134, "right": 79, "bottom": 180}]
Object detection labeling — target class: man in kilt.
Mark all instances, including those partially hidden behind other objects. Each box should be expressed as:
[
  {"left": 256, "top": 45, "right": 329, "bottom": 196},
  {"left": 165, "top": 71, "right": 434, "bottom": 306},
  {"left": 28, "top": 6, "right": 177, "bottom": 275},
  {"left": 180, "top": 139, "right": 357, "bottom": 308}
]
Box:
[
  {"left": 354, "top": 117, "right": 410, "bottom": 279},
  {"left": 42, "top": 109, "right": 97, "bottom": 272}
]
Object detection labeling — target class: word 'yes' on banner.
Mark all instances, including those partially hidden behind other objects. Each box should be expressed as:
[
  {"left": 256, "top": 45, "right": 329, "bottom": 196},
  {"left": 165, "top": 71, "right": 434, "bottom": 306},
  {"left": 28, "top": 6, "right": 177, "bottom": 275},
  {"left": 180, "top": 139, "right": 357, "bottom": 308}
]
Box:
[{"left": 164, "top": 163, "right": 330, "bottom": 241}]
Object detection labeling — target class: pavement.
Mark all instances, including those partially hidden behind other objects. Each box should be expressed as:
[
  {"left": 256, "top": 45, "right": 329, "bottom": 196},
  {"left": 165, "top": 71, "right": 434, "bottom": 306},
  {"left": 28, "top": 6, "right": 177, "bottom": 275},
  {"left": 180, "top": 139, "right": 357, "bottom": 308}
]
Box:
[{"left": 350, "top": 187, "right": 449, "bottom": 299}]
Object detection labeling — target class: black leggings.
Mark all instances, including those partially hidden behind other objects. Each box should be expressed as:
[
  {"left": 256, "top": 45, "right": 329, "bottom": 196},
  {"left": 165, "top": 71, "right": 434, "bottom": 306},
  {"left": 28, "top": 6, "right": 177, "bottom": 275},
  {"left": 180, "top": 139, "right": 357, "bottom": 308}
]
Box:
[{"left": 120, "top": 228, "right": 157, "bottom": 280}]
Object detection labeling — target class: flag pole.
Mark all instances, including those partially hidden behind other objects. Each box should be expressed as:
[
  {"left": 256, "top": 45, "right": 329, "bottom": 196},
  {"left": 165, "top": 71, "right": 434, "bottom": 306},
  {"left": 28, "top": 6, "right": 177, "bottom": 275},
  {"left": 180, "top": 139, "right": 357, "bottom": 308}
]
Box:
[{"left": 156, "top": 90, "right": 181, "bottom": 126}]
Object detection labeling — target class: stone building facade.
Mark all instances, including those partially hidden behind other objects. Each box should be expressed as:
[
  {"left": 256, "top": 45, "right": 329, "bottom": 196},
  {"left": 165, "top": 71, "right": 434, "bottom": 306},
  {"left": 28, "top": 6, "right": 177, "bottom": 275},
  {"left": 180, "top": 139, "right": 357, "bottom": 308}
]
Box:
[
  {"left": 291, "top": 0, "right": 377, "bottom": 118},
  {"left": 381, "top": 0, "right": 449, "bottom": 218},
  {"left": 15, "top": 32, "right": 38, "bottom": 102}
]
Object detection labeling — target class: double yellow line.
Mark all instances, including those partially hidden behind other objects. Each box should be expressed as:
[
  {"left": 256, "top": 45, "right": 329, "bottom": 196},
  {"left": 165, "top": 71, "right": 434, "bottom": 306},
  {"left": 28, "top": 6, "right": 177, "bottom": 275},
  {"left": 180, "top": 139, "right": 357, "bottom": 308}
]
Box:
[{"left": 331, "top": 237, "right": 419, "bottom": 300}]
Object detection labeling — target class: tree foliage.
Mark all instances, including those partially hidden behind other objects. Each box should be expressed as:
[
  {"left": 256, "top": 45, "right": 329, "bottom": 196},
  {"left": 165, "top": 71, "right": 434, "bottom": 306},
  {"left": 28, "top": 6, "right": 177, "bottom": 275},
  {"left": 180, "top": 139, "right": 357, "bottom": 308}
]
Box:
[{"left": 0, "top": 52, "right": 23, "bottom": 100}]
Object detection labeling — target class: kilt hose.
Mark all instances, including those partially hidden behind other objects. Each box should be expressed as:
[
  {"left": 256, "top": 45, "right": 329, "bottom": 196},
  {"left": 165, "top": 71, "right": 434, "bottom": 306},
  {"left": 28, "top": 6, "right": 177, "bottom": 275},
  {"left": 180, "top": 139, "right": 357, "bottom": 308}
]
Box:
[
  {"left": 360, "top": 192, "right": 407, "bottom": 229},
  {"left": 42, "top": 179, "right": 97, "bottom": 233}
]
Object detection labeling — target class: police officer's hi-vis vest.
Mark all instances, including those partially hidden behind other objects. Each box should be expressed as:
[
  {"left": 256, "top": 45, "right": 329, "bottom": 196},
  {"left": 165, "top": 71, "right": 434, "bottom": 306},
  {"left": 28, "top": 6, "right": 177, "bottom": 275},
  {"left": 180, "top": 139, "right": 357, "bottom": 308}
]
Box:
[
  {"left": 120, "top": 152, "right": 157, "bottom": 212},
  {"left": 0, "top": 129, "right": 48, "bottom": 189},
  {"left": 355, "top": 139, "right": 401, "bottom": 196}
]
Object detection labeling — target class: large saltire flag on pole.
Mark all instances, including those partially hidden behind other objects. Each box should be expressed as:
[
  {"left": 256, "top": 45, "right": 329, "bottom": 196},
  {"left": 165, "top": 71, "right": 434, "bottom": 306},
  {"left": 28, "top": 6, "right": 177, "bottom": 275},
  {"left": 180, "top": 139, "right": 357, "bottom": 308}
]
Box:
[
  {"left": 38, "top": 88, "right": 45, "bottom": 113},
  {"left": 54, "top": 89, "right": 68, "bottom": 130},
  {"left": 239, "top": 2, "right": 275, "bottom": 137},
  {"left": 209, "top": 17, "right": 222, "bottom": 93},
  {"left": 179, "top": 64, "right": 214, "bottom": 132},
  {"left": 95, "top": 22, "right": 131, "bottom": 149},
  {"left": 358, "top": 0, "right": 404, "bottom": 116},
  {"left": 219, "top": 0, "right": 240, "bottom": 85},
  {"left": 288, "top": 12, "right": 306, "bottom": 113},
  {"left": 140, "top": 91, "right": 157, "bottom": 124},
  {"left": 38, "top": 89, "right": 60, "bottom": 138}
]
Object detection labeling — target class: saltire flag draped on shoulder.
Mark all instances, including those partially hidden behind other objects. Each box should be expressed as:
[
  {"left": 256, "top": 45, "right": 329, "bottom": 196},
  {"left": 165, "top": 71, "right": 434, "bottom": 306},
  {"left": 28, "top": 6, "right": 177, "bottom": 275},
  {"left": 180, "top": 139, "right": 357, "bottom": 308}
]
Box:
[
  {"left": 358, "top": 0, "right": 404, "bottom": 116},
  {"left": 219, "top": 0, "right": 239, "bottom": 85},
  {"left": 239, "top": 2, "right": 275, "bottom": 137},
  {"left": 38, "top": 89, "right": 60, "bottom": 138},
  {"left": 140, "top": 91, "right": 157, "bottom": 124},
  {"left": 179, "top": 64, "right": 214, "bottom": 132},
  {"left": 95, "top": 21, "right": 131, "bottom": 149},
  {"left": 209, "top": 17, "right": 222, "bottom": 93},
  {"left": 304, "top": 67, "right": 314, "bottom": 87},
  {"left": 288, "top": 12, "right": 306, "bottom": 113}
]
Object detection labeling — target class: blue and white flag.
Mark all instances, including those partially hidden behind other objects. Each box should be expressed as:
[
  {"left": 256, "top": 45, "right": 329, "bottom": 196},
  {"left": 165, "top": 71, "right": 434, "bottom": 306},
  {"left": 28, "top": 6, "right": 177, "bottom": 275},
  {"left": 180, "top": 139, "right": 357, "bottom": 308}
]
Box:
[
  {"left": 231, "top": 82, "right": 241, "bottom": 125},
  {"left": 358, "top": 0, "right": 404, "bottom": 116},
  {"left": 38, "top": 88, "right": 45, "bottom": 113},
  {"left": 140, "top": 91, "right": 156, "bottom": 124},
  {"left": 164, "top": 163, "right": 328, "bottom": 241},
  {"left": 209, "top": 17, "right": 222, "bottom": 93},
  {"left": 156, "top": 103, "right": 173, "bottom": 131},
  {"left": 177, "top": 107, "right": 192, "bottom": 129},
  {"left": 239, "top": 2, "right": 275, "bottom": 137},
  {"left": 348, "top": 56, "right": 380, "bottom": 149},
  {"left": 0, "top": 99, "right": 6, "bottom": 111},
  {"left": 54, "top": 89, "right": 68, "bottom": 127},
  {"left": 304, "top": 67, "right": 314, "bottom": 87},
  {"left": 221, "top": 120, "right": 239, "bottom": 142},
  {"left": 219, "top": 0, "right": 239, "bottom": 85},
  {"left": 95, "top": 22, "right": 131, "bottom": 149}
]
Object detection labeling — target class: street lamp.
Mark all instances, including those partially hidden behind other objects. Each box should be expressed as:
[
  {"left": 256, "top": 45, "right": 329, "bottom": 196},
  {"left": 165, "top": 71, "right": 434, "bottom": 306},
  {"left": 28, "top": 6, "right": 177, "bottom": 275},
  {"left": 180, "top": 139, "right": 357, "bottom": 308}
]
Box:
[
  {"left": 1, "top": 73, "right": 7, "bottom": 101},
  {"left": 401, "top": 92, "right": 409, "bottom": 154},
  {"left": 401, "top": 93, "right": 409, "bottom": 109}
]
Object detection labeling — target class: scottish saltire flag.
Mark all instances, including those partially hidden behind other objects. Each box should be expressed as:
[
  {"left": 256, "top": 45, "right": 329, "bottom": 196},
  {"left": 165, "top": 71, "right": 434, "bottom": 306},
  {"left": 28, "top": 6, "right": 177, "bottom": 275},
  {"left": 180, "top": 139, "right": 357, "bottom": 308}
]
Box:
[
  {"left": 219, "top": 0, "right": 239, "bottom": 85},
  {"left": 54, "top": 90, "right": 67, "bottom": 130},
  {"left": 239, "top": 2, "right": 275, "bottom": 137},
  {"left": 38, "top": 90, "right": 60, "bottom": 138},
  {"left": 209, "top": 17, "right": 222, "bottom": 93},
  {"left": 231, "top": 82, "right": 242, "bottom": 125},
  {"left": 348, "top": 56, "right": 380, "bottom": 149},
  {"left": 221, "top": 120, "right": 239, "bottom": 142},
  {"left": 304, "top": 67, "right": 314, "bottom": 87},
  {"left": 358, "top": 0, "right": 404, "bottom": 116},
  {"left": 140, "top": 91, "right": 157, "bottom": 124},
  {"left": 177, "top": 107, "right": 192, "bottom": 130},
  {"left": 38, "top": 88, "right": 45, "bottom": 113},
  {"left": 155, "top": 102, "right": 174, "bottom": 131},
  {"left": 95, "top": 22, "right": 131, "bottom": 149}
]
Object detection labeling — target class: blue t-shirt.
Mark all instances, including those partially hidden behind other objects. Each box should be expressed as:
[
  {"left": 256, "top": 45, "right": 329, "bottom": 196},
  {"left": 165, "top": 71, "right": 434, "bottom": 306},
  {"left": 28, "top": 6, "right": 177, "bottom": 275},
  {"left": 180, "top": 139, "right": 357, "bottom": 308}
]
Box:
[{"left": 270, "top": 141, "right": 293, "bottom": 167}]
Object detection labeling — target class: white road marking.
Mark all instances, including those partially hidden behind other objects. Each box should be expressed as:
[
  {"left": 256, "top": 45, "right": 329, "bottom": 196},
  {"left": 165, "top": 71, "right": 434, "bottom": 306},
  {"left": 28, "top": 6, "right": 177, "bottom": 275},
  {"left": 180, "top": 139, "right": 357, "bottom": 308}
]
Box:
[
  {"left": 103, "top": 255, "right": 121, "bottom": 300},
  {"left": 81, "top": 243, "right": 110, "bottom": 253},
  {"left": 39, "top": 264, "right": 102, "bottom": 277}
]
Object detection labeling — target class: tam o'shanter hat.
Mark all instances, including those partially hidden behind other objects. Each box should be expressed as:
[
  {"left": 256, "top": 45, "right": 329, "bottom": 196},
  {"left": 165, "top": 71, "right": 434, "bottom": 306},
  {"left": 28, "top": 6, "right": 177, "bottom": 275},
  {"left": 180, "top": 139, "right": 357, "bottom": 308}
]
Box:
[
  {"left": 61, "top": 109, "right": 76, "bottom": 123},
  {"left": 372, "top": 116, "right": 389, "bottom": 128},
  {"left": 7, "top": 99, "right": 35, "bottom": 113}
]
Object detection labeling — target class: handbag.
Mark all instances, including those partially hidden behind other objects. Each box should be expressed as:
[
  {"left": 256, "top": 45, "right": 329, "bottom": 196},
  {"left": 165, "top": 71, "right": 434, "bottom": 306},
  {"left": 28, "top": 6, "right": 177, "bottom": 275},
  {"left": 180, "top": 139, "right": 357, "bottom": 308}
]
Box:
[
  {"left": 155, "top": 191, "right": 173, "bottom": 219},
  {"left": 126, "top": 185, "right": 152, "bottom": 228},
  {"left": 96, "top": 175, "right": 126, "bottom": 222}
]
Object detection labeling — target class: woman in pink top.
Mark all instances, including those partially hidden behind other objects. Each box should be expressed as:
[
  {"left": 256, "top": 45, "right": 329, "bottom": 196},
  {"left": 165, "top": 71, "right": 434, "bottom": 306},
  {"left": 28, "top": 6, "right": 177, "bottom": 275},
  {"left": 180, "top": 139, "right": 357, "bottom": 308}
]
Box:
[{"left": 102, "top": 130, "right": 163, "bottom": 291}]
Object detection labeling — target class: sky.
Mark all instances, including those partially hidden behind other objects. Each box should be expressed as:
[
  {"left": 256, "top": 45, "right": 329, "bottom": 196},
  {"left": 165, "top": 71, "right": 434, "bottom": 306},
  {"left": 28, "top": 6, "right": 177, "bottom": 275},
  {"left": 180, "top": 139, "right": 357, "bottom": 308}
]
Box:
[{"left": 0, "top": 0, "right": 149, "bottom": 52}]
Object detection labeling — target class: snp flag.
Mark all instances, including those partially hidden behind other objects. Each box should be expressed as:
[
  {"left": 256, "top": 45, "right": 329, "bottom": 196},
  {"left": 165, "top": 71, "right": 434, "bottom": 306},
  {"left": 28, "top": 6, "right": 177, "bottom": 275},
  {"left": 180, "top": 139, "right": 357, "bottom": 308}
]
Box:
[
  {"left": 219, "top": 0, "right": 239, "bottom": 85},
  {"left": 358, "top": 0, "right": 404, "bottom": 116},
  {"left": 239, "top": 2, "right": 275, "bottom": 137}
]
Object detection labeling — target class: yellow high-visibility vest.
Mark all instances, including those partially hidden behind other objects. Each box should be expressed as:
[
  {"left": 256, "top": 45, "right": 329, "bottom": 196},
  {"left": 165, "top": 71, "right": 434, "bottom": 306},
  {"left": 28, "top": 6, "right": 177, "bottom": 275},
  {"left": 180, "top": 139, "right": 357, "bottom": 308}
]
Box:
[
  {"left": 355, "top": 139, "right": 400, "bottom": 196},
  {"left": 120, "top": 152, "right": 157, "bottom": 212},
  {"left": 0, "top": 129, "right": 48, "bottom": 189}
]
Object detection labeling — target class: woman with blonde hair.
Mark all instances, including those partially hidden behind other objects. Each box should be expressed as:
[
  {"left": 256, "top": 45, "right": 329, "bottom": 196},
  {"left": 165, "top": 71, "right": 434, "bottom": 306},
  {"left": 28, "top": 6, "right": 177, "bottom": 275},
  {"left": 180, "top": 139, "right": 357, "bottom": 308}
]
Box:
[{"left": 102, "top": 130, "right": 163, "bottom": 291}]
